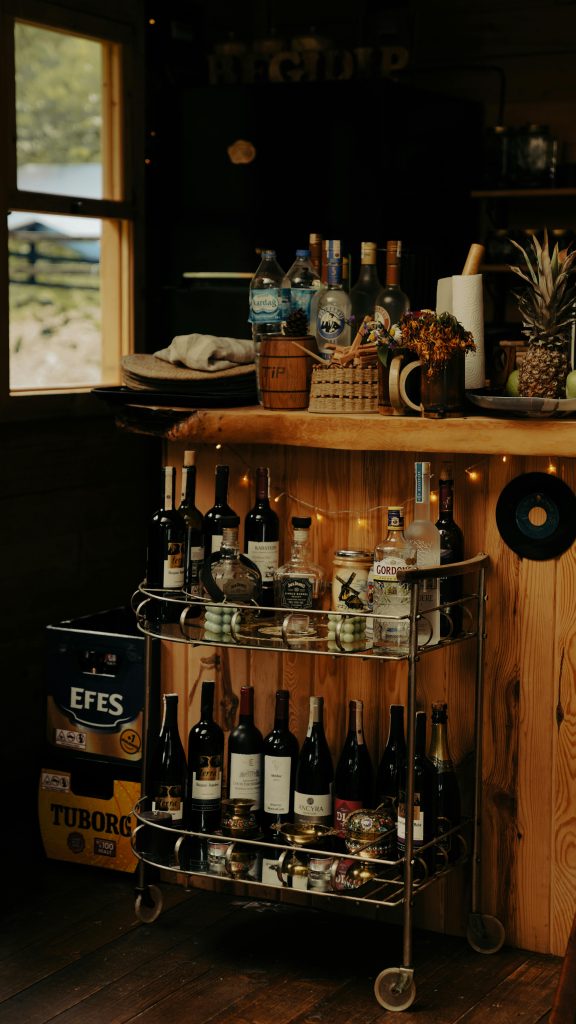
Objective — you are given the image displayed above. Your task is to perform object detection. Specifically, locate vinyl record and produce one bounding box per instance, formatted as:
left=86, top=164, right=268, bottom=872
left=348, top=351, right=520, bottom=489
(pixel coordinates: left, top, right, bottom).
left=496, top=472, right=576, bottom=560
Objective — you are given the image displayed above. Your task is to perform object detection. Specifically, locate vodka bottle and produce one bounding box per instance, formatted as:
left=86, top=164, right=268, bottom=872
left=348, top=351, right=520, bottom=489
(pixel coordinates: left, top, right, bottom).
left=350, top=241, right=382, bottom=325
left=372, top=506, right=416, bottom=653
left=405, top=461, right=441, bottom=645
left=310, top=256, right=352, bottom=358
left=375, top=240, right=410, bottom=330
left=286, top=249, right=321, bottom=327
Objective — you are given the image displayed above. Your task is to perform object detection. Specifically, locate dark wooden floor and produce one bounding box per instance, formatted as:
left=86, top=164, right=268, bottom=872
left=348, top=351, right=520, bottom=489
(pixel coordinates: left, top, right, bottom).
left=0, top=858, right=564, bottom=1023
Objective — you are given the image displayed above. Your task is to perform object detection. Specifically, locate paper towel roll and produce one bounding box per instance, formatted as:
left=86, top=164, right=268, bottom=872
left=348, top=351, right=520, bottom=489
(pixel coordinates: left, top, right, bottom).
left=436, top=274, right=486, bottom=389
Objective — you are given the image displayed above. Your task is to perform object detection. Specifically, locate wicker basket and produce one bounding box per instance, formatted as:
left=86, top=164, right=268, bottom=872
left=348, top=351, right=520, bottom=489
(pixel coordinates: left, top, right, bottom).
left=307, top=363, right=379, bottom=413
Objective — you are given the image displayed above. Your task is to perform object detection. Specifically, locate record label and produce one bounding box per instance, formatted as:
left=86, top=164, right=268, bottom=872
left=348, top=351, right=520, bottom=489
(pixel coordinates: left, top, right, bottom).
left=495, top=472, right=576, bottom=561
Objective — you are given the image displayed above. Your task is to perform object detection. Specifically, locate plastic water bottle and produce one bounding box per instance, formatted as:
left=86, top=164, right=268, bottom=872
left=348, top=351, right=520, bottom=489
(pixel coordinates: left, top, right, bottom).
left=286, top=249, right=321, bottom=328
left=249, top=250, right=289, bottom=403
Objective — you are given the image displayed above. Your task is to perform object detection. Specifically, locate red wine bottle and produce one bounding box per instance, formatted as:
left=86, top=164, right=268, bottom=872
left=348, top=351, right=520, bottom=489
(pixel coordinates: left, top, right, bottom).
left=146, top=466, right=186, bottom=624
left=187, top=680, right=224, bottom=833
left=376, top=704, right=406, bottom=813
left=436, top=462, right=465, bottom=637
left=150, top=693, right=187, bottom=825
left=227, top=685, right=263, bottom=811
left=262, top=689, right=299, bottom=834
left=428, top=701, right=461, bottom=865
left=333, top=699, right=374, bottom=835
left=244, top=466, right=279, bottom=607
left=179, top=450, right=204, bottom=597
left=294, top=696, right=334, bottom=827
left=203, top=465, right=237, bottom=555
left=397, top=711, right=437, bottom=867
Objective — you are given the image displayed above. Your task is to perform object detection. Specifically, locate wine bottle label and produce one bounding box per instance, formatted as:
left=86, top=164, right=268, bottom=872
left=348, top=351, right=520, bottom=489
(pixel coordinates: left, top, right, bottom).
left=162, top=540, right=185, bottom=587
left=191, top=756, right=222, bottom=800
left=397, top=795, right=424, bottom=845
left=374, top=304, right=391, bottom=330
left=229, top=752, right=262, bottom=809
left=246, top=540, right=279, bottom=582
left=249, top=288, right=283, bottom=323
left=294, top=790, right=332, bottom=822
left=278, top=575, right=313, bottom=609
left=264, top=755, right=291, bottom=814
left=261, top=855, right=282, bottom=887
left=334, top=796, right=363, bottom=836
left=152, top=785, right=184, bottom=821
left=187, top=548, right=204, bottom=595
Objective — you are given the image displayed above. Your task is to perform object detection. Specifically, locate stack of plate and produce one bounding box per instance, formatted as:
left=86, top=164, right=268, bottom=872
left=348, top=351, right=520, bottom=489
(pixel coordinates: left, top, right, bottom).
left=110, top=354, right=258, bottom=407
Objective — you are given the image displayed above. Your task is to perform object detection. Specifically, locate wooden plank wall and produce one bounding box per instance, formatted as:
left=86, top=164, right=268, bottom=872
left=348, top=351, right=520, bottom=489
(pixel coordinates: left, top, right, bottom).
left=161, top=439, right=576, bottom=957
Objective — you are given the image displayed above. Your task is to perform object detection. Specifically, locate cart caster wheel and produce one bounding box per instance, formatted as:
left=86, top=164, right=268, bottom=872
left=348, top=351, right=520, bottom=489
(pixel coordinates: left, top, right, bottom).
left=135, top=884, right=163, bottom=923
left=374, top=967, right=416, bottom=1012
left=467, top=912, right=505, bottom=954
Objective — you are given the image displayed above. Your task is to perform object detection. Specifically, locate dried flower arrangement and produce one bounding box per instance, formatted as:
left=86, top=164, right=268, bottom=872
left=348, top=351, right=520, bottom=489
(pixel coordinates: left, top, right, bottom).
left=394, top=310, right=476, bottom=380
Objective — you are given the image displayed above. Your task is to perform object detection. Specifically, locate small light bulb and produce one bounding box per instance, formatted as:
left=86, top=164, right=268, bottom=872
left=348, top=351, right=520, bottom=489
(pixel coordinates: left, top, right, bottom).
left=241, top=473, right=249, bottom=486
left=502, top=455, right=508, bottom=463
left=215, top=443, right=222, bottom=450
left=430, top=492, right=438, bottom=504
left=468, top=470, right=479, bottom=481
left=357, top=517, right=368, bottom=528
left=148, top=17, right=156, bottom=25
left=548, top=462, right=557, bottom=474
left=316, top=512, right=323, bottom=523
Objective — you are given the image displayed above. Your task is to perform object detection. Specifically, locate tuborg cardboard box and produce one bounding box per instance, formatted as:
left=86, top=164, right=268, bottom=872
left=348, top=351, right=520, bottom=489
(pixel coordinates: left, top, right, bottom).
left=45, top=607, right=145, bottom=764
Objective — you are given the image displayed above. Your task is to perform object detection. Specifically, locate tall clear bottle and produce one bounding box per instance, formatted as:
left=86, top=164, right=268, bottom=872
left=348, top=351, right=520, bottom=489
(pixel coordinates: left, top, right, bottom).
left=203, top=464, right=237, bottom=554
left=376, top=704, right=407, bottom=814
left=372, top=506, right=416, bottom=653
left=294, top=695, right=334, bottom=827
left=249, top=249, right=290, bottom=403
left=150, top=693, right=187, bottom=826
left=333, top=699, right=374, bottom=835
left=286, top=249, right=321, bottom=328
left=273, top=516, right=325, bottom=610
left=428, top=701, right=461, bottom=865
left=350, top=241, right=382, bottom=326
left=436, top=462, right=465, bottom=637
left=187, top=679, right=224, bottom=834
left=375, top=240, right=410, bottom=330
left=202, top=515, right=262, bottom=604
left=310, top=256, right=352, bottom=358
left=405, top=461, right=441, bottom=646
left=244, top=466, right=280, bottom=607
left=179, top=450, right=204, bottom=598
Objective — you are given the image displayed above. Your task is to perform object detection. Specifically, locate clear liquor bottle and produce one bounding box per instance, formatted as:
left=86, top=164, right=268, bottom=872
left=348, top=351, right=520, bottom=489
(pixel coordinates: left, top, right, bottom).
left=404, top=461, right=441, bottom=646
left=350, top=241, right=382, bottom=326
left=310, top=255, right=352, bottom=357
left=374, top=240, right=410, bottom=330
left=273, top=516, right=326, bottom=610
left=372, top=506, right=416, bottom=653
left=201, top=516, right=262, bottom=604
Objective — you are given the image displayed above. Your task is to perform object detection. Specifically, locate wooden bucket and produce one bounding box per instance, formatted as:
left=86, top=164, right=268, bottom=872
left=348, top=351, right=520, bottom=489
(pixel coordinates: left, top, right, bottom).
left=259, top=335, right=316, bottom=409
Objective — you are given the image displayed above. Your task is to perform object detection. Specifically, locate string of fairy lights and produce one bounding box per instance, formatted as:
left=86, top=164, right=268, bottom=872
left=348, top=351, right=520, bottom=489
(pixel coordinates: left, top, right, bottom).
left=210, top=443, right=560, bottom=524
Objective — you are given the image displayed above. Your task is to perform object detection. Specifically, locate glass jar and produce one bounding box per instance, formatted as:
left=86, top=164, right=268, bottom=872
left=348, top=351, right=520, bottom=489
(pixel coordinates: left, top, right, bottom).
left=331, top=549, right=372, bottom=612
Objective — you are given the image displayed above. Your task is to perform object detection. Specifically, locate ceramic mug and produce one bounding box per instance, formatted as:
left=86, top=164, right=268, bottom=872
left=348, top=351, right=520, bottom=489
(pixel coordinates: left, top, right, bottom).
left=387, top=354, right=421, bottom=414
left=399, top=353, right=465, bottom=419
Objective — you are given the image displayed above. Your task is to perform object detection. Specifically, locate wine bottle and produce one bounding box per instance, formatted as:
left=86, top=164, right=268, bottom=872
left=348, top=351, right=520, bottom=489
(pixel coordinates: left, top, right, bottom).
left=350, top=241, right=382, bottom=325
left=294, top=695, right=334, bottom=827
left=262, top=689, right=299, bottom=834
left=333, top=699, right=374, bottom=835
left=374, top=240, right=410, bottom=330
left=244, top=466, right=280, bottom=608
left=187, top=680, right=224, bottom=833
left=404, top=461, right=441, bottom=646
left=203, top=465, right=237, bottom=554
left=227, top=685, right=263, bottom=811
left=150, top=693, right=187, bottom=825
left=179, top=450, right=204, bottom=597
left=435, top=461, right=465, bottom=637
left=376, top=704, right=407, bottom=813
left=428, top=701, right=461, bottom=865
left=146, top=465, right=186, bottom=625
left=397, top=711, right=437, bottom=867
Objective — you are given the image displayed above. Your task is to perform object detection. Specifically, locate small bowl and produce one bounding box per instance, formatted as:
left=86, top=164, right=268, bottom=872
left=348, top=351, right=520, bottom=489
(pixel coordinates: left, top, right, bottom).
left=274, top=822, right=334, bottom=847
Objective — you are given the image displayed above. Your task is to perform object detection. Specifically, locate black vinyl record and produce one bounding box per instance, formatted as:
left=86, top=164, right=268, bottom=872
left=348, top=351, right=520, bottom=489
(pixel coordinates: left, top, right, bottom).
left=496, top=472, right=576, bottom=561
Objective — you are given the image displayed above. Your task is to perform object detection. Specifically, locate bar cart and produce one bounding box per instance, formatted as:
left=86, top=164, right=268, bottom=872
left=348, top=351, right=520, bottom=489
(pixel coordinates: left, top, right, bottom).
left=131, top=553, right=505, bottom=1013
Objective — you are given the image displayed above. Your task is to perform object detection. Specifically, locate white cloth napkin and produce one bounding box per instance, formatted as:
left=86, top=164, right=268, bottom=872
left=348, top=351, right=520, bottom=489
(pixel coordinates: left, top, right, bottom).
left=154, top=333, right=255, bottom=372
left=436, top=274, right=486, bottom=389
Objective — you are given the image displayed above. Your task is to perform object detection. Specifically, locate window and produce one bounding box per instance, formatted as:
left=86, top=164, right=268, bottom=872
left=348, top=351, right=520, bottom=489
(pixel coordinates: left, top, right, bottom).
left=0, top=0, right=143, bottom=406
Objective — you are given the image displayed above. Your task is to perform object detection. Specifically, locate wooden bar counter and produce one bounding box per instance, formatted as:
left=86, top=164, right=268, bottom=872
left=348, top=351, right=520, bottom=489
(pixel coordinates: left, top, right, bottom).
left=119, top=404, right=576, bottom=957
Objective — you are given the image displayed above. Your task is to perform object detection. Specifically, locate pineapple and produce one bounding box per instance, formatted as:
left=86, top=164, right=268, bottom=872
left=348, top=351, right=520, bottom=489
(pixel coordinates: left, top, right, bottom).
left=509, top=229, right=576, bottom=398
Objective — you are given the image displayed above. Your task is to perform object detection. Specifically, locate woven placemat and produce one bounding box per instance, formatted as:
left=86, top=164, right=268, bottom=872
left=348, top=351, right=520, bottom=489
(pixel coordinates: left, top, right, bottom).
left=122, top=354, right=256, bottom=390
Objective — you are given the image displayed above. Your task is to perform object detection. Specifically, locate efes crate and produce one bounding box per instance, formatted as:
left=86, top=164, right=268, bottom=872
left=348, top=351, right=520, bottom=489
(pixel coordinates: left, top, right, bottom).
left=46, top=607, right=145, bottom=764
left=38, top=761, right=139, bottom=873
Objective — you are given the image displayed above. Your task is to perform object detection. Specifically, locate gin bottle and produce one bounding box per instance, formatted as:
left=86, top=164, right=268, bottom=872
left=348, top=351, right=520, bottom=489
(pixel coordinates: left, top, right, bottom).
left=273, top=516, right=325, bottom=610
left=405, top=461, right=441, bottom=646
left=310, top=254, right=352, bottom=358
left=374, top=240, right=410, bottom=330
left=372, top=506, right=416, bottom=653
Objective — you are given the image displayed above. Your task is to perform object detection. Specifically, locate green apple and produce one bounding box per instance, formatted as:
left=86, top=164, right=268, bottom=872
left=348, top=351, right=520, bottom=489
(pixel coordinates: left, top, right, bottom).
left=566, top=370, right=576, bottom=399
left=505, top=369, right=520, bottom=396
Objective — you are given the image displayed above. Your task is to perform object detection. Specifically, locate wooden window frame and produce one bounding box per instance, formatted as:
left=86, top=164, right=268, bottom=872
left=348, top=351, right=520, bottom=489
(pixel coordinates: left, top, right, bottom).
left=0, top=0, right=144, bottom=421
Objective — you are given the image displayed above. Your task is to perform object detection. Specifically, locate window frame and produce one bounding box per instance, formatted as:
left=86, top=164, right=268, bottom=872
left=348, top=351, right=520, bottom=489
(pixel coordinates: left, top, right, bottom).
left=0, top=0, right=144, bottom=421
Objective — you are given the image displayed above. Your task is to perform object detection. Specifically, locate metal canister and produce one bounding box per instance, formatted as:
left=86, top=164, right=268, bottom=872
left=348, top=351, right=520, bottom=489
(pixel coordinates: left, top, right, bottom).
left=331, top=549, right=372, bottom=613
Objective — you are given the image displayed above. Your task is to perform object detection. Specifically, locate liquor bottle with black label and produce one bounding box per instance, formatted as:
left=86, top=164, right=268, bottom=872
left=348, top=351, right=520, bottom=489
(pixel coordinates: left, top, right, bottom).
left=376, top=704, right=407, bottom=813
left=428, top=701, right=461, bottom=865
left=203, top=465, right=237, bottom=555
left=333, top=699, right=374, bottom=835
left=273, top=516, right=325, bottom=611
left=187, top=680, right=224, bottom=834
left=146, top=465, right=186, bottom=624
left=294, top=695, right=334, bottom=827
left=397, top=710, right=437, bottom=869
left=227, top=685, right=263, bottom=811
left=262, top=689, right=299, bottom=834
left=179, top=450, right=204, bottom=597
left=244, top=466, right=280, bottom=608
left=435, top=461, right=465, bottom=637
left=150, top=693, right=187, bottom=826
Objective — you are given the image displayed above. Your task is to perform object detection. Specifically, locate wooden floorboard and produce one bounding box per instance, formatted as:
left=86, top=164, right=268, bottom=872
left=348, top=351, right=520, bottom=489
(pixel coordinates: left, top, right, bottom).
left=0, top=859, right=564, bottom=1024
